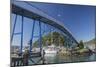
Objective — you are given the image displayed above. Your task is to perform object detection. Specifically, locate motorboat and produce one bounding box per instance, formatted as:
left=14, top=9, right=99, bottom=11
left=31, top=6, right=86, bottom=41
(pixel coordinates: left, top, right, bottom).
left=44, top=44, right=59, bottom=55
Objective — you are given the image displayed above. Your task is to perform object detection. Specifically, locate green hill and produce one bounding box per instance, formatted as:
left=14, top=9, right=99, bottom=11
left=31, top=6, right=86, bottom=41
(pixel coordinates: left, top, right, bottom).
left=84, top=38, right=96, bottom=45
left=32, top=32, right=66, bottom=47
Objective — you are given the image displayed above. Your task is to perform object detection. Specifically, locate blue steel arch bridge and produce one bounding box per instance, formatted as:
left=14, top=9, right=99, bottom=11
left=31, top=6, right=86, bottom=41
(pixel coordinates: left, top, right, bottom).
left=11, top=1, right=79, bottom=66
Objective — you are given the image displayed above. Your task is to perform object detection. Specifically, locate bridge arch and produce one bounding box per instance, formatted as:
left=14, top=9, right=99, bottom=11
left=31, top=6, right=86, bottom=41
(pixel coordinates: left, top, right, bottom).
left=11, top=1, right=78, bottom=54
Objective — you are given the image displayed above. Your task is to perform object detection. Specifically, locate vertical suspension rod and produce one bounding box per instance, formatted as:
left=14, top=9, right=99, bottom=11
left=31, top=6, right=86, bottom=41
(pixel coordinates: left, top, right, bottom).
left=39, top=19, right=42, bottom=52
left=11, top=14, right=17, bottom=43
left=29, top=19, right=35, bottom=53
left=20, top=14, right=24, bottom=55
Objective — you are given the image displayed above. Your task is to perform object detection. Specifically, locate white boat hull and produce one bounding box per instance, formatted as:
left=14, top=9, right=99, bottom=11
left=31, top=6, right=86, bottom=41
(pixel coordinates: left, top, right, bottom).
left=45, top=50, right=58, bottom=54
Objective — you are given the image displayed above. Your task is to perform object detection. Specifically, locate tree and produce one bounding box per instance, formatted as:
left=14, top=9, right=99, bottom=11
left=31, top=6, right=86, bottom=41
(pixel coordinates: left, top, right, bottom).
left=33, top=31, right=66, bottom=47
left=52, top=32, right=60, bottom=46
left=78, top=40, right=84, bottom=49
left=59, top=36, right=65, bottom=46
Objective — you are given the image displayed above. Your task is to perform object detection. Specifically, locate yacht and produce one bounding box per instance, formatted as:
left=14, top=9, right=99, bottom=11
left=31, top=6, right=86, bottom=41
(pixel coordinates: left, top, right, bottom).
left=44, top=44, right=59, bottom=55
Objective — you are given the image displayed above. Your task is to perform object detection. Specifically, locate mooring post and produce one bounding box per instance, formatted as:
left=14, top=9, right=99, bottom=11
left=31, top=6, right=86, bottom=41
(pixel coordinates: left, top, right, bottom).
left=42, top=50, right=45, bottom=64
left=23, top=49, right=29, bottom=66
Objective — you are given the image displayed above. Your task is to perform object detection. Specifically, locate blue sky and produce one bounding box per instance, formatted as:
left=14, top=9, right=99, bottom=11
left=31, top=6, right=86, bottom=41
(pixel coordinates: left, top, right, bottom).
left=11, top=2, right=96, bottom=46
left=30, top=2, right=96, bottom=41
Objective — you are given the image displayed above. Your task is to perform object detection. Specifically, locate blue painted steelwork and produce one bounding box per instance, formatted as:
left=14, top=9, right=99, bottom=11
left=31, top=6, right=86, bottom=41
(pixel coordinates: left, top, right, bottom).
left=29, top=20, right=35, bottom=53
left=14, top=32, right=21, bottom=35
left=11, top=3, right=78, bottom=45
left=20, top=14, right=24, bottom=54
left=11, top=1, right=79, bottom=54
left=42, top=23, right=46, bottom=35
left=33, top=36, right=39, bottom=38
left=11, top=13, right=24, bottom=55
left=11, top=14, right=17, bottom=43
left=39, top=19, right=42, bottom=51
left=11, top=2, right=80, bottom=65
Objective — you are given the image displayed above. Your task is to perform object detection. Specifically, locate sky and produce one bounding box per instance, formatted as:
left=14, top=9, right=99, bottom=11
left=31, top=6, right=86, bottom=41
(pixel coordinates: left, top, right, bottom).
left=11, top=1, right=96, bottom=46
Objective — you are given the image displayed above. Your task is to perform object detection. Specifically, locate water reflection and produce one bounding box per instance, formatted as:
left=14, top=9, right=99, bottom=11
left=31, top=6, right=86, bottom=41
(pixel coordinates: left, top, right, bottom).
left=44, top=53, right=96, bottom=64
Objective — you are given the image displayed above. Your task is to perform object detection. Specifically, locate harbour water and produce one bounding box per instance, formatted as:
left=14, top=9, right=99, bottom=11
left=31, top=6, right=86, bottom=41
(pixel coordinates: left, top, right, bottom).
left=29, top=53, right=96, bottom=65
left=44, top=53, right=96, bottom=64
